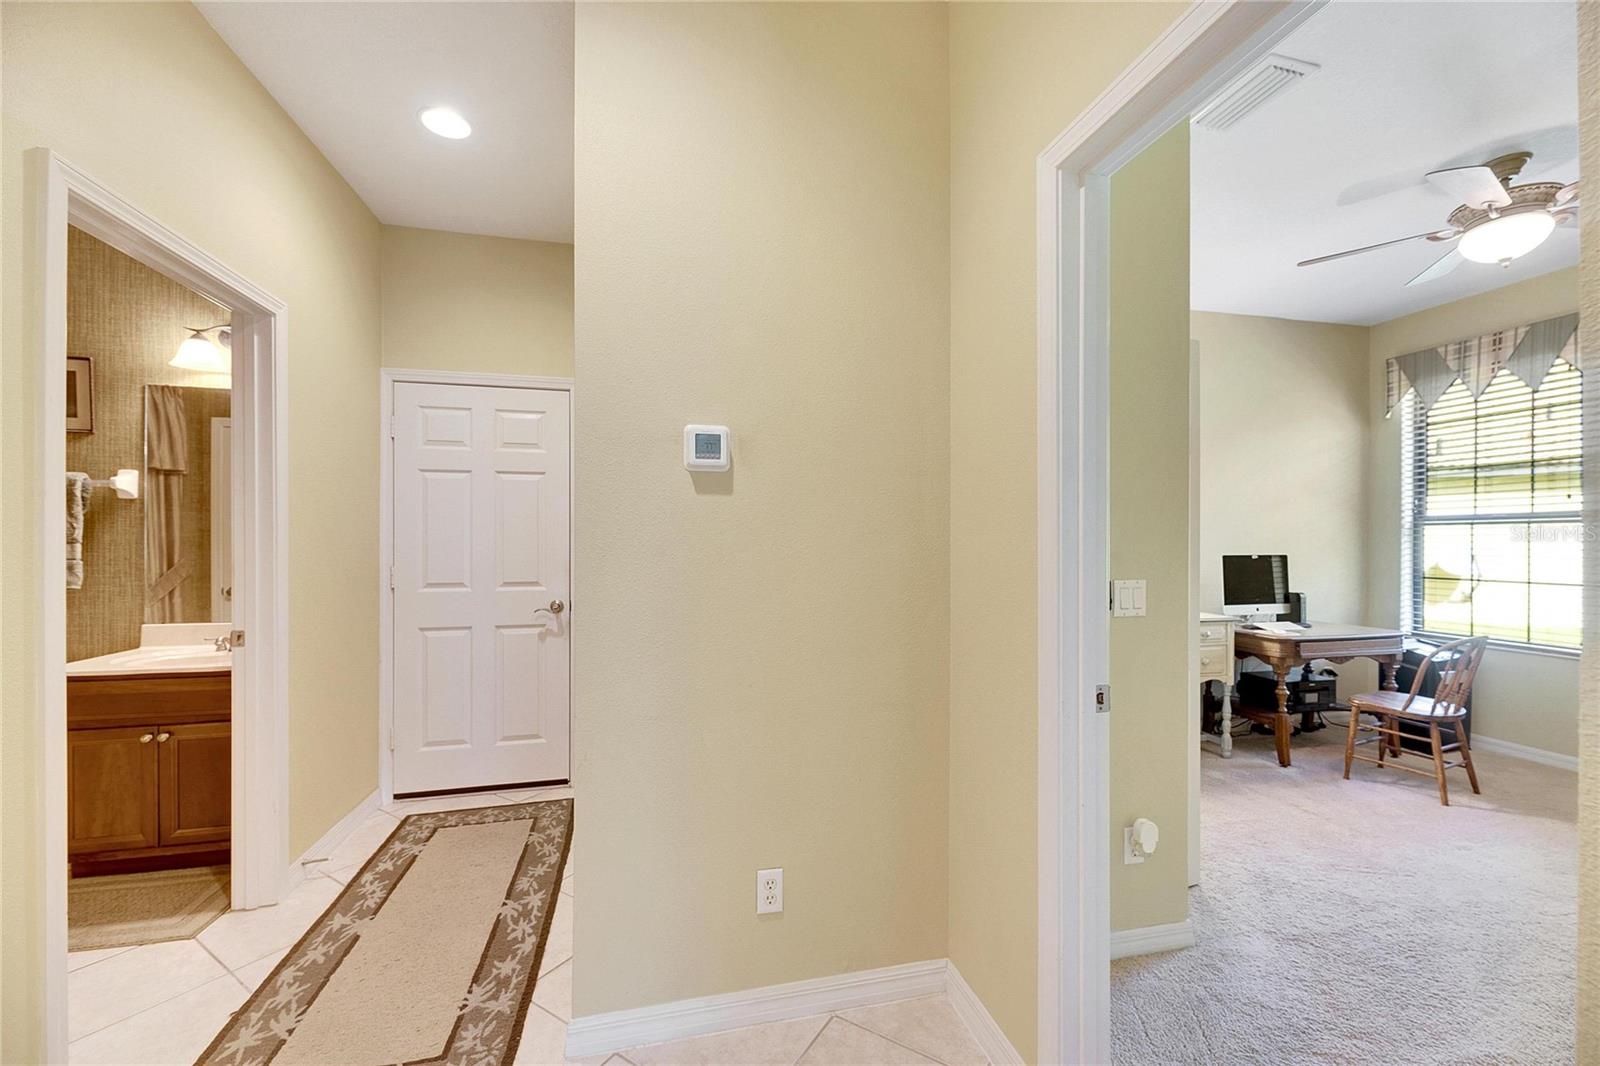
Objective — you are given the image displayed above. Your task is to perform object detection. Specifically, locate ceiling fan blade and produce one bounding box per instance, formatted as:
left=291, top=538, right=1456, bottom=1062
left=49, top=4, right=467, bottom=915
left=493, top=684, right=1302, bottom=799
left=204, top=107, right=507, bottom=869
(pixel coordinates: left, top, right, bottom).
left=1297, top=229, right=1456, bottom=268
left=1406, top=248, right=1464, bottom=287
left=1425, top=165, right=1512, bottom=209
left=1555, top=181, right=1579, bottom=206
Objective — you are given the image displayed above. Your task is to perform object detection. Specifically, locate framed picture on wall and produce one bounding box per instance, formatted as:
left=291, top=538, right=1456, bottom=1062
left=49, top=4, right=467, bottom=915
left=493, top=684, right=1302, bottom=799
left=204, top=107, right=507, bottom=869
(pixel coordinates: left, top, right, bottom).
left=67, top=356, right=94, bottom=433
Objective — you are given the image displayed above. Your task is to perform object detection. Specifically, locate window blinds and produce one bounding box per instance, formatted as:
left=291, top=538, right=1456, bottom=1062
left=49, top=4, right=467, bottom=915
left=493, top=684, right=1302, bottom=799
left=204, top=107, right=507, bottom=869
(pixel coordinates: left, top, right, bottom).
left=1401, top=330, right=1582, bottom=650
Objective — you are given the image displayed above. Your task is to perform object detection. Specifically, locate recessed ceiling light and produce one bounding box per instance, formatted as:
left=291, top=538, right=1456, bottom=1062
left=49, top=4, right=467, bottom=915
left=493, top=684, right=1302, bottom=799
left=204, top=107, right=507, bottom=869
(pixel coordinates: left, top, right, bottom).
left=419, top=106, right=471, bottom=140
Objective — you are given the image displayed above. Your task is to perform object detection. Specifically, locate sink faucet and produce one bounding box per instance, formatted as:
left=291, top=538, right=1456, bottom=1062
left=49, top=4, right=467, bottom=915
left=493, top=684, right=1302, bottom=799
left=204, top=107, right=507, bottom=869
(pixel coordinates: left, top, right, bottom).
left=213, top=635, right=232, bottom=652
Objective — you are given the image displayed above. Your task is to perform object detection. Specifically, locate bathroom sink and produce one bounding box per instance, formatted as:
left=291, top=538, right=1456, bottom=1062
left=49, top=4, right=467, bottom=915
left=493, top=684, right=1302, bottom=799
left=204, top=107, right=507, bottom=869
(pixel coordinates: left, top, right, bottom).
left=67, top=643, right=233, bottom=677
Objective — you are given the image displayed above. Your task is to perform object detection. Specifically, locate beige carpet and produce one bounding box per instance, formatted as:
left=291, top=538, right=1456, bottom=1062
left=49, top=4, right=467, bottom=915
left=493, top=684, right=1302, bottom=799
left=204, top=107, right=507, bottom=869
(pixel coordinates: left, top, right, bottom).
left=200, top=799, right=572, bottom=1066
left=1112, top=723, right=1576, bottom=1065
left=68, top=865, right=229, bottom=951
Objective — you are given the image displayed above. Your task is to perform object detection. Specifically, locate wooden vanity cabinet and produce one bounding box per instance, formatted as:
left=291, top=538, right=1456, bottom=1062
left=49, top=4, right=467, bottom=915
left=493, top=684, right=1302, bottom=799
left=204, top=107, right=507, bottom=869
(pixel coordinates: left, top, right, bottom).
left=67, top=671, right=230, bottom=875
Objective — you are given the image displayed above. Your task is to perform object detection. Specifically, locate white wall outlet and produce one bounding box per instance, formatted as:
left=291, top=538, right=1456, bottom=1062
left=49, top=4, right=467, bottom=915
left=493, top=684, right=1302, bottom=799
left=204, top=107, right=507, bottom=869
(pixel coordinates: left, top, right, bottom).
left=1123, top=827, right=1145, bottom=865
left=1112, top=579, right=1147, bottom=617
left=756, top=867, right=783, bottom=914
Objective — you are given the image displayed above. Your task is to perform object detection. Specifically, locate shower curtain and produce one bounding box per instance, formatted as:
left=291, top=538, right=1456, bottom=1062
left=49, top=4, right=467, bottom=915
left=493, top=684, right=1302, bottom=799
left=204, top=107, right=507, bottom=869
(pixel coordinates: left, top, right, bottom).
left=144, top=385, right=192, bottom=622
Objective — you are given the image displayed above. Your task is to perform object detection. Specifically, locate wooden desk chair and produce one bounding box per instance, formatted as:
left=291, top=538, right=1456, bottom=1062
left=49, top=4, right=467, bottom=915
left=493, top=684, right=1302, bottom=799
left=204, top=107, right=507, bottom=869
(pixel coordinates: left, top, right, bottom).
left=1342, top=636, right=1487, bottom=806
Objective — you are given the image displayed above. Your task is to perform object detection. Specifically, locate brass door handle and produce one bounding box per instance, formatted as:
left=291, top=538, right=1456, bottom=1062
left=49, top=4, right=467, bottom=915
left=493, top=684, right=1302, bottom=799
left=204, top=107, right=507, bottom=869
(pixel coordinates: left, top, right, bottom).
left=139, top=733, right=155, bottom=744
left=155, top=732, right=171, bottom=743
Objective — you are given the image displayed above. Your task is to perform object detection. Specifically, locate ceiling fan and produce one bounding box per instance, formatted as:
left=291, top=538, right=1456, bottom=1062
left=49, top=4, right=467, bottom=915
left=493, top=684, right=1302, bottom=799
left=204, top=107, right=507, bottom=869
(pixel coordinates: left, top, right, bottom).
left=1298, top=152, right=1580, bottom=286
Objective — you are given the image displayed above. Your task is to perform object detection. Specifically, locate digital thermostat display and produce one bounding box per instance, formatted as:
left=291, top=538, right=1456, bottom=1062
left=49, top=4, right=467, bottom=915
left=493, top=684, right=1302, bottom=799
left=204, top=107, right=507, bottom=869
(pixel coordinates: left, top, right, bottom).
left=683, top=424, right=731, bottom=472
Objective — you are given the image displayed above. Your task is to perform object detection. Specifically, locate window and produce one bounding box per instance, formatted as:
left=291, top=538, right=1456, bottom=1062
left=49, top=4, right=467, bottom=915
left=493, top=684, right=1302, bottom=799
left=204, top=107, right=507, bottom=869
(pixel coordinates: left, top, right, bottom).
left=1401, top=358, right=1582, bottom=650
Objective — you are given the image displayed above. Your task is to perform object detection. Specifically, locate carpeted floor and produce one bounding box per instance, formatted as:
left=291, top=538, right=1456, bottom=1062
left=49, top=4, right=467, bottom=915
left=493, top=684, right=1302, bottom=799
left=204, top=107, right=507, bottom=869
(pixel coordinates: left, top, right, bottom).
left=1112, top=722, right=1576, bottom=1065
left=68, top=865, right=230, bottom=951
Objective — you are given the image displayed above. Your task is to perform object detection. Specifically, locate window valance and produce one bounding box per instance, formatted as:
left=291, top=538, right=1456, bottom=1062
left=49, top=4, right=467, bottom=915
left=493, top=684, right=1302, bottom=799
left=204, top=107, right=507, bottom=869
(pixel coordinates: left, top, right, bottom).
left=1384, top=311, right=1580, bottom=417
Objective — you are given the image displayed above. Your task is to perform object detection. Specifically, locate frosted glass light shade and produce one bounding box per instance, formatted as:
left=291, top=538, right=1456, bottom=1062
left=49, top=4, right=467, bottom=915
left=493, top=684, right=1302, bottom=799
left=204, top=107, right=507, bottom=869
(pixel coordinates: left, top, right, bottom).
left=1457, top=211, right=1556, bottom=265
left=170, top=333, right=230, bottom=374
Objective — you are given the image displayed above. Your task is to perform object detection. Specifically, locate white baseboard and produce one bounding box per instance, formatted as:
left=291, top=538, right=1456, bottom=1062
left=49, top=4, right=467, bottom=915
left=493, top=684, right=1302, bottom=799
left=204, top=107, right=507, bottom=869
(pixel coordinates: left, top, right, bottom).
left=1468, top=734, right=1578, bottom=772
left=565, top=959, right=949, bottom=1059
left=281, top=788, right=381, bottom=896
left=1110, top=919, right=1195, bottom=960
left=945, top=962, right=1023, bottom=1065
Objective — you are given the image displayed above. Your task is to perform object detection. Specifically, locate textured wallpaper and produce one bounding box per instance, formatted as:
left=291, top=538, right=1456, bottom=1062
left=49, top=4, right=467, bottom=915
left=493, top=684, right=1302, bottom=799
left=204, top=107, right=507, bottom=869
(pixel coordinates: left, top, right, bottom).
left=1579, top=2, right=1599, bottom=1060
left=65, top=227, right=231, bottom=661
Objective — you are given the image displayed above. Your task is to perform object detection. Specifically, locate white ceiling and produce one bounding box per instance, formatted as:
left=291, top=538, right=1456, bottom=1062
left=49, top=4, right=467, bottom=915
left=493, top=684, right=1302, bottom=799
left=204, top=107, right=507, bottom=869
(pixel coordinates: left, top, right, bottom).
left=1191, top=1, right=1578, bottom=326
left=199, top=2, right=573, bottom=243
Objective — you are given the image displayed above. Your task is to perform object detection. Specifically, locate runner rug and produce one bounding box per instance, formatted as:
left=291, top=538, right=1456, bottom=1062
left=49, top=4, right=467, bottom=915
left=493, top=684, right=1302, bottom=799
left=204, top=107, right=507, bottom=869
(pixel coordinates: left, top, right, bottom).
left=198, top=799, right=573, bottom=1066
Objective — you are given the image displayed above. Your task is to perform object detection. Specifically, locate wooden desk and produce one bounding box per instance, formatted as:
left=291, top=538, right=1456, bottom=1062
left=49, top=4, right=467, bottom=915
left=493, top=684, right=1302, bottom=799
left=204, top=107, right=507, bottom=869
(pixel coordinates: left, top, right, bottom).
left=1197, top=613, right=1236, bottom=758
left=1232, top=623, right=1404, bottom=768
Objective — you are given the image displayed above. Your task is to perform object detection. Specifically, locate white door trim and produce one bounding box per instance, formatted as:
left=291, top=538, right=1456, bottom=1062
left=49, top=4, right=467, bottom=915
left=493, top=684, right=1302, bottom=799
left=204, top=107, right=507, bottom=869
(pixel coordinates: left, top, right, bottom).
left=1031, top=3, right=1327, bottom=1061
left=31, top=148, right=290, bottom=1062
left=377, top=367, right=575, bottom=804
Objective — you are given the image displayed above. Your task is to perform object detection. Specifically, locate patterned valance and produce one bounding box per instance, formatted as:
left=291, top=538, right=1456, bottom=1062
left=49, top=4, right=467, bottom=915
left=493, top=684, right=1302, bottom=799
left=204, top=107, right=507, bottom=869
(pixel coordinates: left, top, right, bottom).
left=1384, top=312, right=1581, bottom=417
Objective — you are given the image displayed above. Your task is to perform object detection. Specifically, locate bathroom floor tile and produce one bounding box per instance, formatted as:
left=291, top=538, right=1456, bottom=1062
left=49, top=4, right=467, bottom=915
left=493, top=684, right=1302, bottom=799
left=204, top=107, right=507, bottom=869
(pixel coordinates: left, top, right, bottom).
left=541, top=891, right=573, bottom=977
left=67, top=946, right=132, bottom=973
left=68, top=938, right=229, bottom=1042
left=68, top=974, right=247, bottom=1064
left=233, top=947, right=289, bottom=991
left=194, top=874, right=341, bottom=971
left=318, top=810, right=400, bottom=872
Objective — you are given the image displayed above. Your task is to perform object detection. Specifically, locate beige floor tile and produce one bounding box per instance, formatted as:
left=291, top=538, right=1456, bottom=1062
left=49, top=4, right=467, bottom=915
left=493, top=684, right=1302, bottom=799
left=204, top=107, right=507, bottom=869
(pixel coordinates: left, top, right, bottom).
left=67, top=946, right=132, bottom=973
left=626, top=1014, right=831, bottom=1066
left=69, top=973, right=247, bottom=1064
left=68, top=938, right=229, bottom=1042
left=838, top=995, right=987, bottom=1065
left=541, top=891, right=573, bottom=977
left=532, top=957, right=573, bottom=1022
left=797, top=1018, right=934, bottom=1065
left=194, top=874, right=342, bottom=970
left=233, top=947, right=289, bottom=991
left=320, top=809, right=401, bottom=873
left=513, top=1003, right=571, bottom=1065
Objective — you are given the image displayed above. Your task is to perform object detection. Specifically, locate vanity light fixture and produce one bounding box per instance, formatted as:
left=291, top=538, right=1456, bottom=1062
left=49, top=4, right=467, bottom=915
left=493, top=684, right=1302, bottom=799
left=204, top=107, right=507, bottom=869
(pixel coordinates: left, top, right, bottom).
left=170, top=324, right=232, bottom=375
left=419, top=105, right=472, bottom=140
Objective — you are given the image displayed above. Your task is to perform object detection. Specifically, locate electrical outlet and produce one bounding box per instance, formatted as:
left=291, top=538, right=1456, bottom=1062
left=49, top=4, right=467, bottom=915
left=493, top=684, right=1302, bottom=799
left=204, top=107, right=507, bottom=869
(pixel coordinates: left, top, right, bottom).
left=757, top=868, right=783, bottom=914
left=1123, top=827, right=1145, bottom=865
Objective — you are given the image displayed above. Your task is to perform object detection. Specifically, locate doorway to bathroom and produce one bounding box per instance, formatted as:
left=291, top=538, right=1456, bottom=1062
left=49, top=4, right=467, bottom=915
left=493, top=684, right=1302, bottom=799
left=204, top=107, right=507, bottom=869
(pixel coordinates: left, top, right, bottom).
left=34, top=150, right=290, bottom=1061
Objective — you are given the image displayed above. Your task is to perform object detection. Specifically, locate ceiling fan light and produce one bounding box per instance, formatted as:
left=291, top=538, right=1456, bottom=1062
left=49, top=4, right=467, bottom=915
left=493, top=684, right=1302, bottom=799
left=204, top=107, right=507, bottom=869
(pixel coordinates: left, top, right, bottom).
left=1457, top=211, right=1555, bottom=265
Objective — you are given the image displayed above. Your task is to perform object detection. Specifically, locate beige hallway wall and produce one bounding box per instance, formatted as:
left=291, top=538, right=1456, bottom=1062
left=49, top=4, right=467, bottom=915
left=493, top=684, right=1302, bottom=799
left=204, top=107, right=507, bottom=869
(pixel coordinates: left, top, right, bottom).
left=1107, top=122, right=1193, bottom=934
left=1367, top=268, right=1580, bottom=757
left=2, top=5, right=382, bottom=1056
left=572, top=1, right=951, bottom=1018
left=380, top=226, right=573, bottom=378
left=946, top=4, right=1185, bottom=1055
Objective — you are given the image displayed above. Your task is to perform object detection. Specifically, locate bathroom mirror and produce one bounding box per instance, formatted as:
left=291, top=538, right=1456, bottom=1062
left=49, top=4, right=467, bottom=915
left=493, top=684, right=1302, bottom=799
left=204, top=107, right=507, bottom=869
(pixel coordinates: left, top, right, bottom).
left=143, top=384, right=232, bottom=623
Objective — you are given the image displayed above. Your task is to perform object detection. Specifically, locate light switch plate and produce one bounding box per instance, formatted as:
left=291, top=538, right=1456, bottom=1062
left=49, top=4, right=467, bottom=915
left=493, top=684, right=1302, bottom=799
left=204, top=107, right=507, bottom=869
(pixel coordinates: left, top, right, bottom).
left=1112, top=579, right=1147, bottom=617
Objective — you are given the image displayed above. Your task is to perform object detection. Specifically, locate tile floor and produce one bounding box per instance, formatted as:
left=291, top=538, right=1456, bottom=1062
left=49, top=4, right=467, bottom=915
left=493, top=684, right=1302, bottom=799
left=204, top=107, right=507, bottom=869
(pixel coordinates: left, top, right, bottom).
left=67, top=786, right=987, bottom=1065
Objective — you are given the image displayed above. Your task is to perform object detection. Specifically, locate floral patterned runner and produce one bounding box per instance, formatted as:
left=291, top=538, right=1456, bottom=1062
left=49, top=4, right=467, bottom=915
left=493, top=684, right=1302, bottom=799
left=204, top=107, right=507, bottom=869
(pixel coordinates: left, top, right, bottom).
left=197, top=800, right=573, bottom=1066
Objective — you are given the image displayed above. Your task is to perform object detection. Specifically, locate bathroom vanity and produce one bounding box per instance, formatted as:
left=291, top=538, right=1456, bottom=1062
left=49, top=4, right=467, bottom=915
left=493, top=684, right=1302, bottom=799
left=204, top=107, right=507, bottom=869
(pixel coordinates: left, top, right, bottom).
left=66, top=658, right=230, bottom=876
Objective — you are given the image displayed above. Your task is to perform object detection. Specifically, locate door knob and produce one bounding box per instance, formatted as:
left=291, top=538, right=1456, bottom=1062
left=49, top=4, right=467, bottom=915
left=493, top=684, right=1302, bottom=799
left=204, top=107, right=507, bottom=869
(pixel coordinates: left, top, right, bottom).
left=534, top=599, right=566, bottom=620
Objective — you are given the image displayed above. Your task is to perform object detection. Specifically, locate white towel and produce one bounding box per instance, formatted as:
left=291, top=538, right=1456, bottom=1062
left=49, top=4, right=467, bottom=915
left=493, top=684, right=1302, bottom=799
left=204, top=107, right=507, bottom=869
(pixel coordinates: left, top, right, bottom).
left=66, top=472, right=90, bottom=590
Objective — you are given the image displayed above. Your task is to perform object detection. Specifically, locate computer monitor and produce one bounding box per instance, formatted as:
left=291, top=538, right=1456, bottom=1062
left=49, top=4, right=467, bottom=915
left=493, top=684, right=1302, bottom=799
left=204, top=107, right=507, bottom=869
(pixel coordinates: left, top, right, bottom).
left=1222, top=554, right=1290, bottom=620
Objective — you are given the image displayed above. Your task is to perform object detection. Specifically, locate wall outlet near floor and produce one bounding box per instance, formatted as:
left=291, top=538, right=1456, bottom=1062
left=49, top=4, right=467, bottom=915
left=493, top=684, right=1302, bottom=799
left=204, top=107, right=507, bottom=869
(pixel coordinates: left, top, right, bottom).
left=756, top=867, right=783, bottom=914
left=1123, top=827, right=1147, bottom=865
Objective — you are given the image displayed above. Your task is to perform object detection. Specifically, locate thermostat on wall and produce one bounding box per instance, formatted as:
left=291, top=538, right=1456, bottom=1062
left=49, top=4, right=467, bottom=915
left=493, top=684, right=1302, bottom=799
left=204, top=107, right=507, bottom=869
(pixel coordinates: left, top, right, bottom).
left=684, top=424, right=730, bottom=471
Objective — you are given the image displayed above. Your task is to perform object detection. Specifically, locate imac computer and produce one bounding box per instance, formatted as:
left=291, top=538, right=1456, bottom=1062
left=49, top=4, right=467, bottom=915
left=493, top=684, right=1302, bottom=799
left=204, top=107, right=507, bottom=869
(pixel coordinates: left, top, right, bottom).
left=1222, top=554, right=1291, bottom=622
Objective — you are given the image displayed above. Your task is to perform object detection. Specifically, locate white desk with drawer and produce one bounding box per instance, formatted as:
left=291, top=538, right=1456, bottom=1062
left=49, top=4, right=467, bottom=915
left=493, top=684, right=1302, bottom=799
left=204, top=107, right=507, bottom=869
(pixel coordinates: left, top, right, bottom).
left=1198, top=612, right=1236, bottom=758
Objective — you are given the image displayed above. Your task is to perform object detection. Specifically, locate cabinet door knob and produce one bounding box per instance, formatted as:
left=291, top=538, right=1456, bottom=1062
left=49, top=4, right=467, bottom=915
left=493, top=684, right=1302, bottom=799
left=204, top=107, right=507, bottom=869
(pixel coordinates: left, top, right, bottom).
left=139, top=733, right=154, bottom=744
left=155, top=732, right=171, bottom=743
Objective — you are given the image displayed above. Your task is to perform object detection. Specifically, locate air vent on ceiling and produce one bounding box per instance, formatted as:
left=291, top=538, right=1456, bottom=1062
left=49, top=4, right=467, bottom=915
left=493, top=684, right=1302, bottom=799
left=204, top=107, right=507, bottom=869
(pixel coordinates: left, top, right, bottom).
left=1192, top=54, right=1319, bottom=131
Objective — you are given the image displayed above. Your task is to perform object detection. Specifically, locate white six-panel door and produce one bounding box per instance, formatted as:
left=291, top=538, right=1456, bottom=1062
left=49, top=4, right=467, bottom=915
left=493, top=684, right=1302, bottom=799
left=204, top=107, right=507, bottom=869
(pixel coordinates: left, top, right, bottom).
left=391, top=382, right=570, bottom=794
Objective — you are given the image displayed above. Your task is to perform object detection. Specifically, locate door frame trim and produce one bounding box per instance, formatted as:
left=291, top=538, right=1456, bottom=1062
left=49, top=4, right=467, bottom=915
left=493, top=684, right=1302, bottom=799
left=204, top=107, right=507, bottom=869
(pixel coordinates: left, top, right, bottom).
left=1030, top=3, right=1326, bottom=1060
left=31, top=149, right=290, bottom=1061
left=377, top=367, right=575, bottom=803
